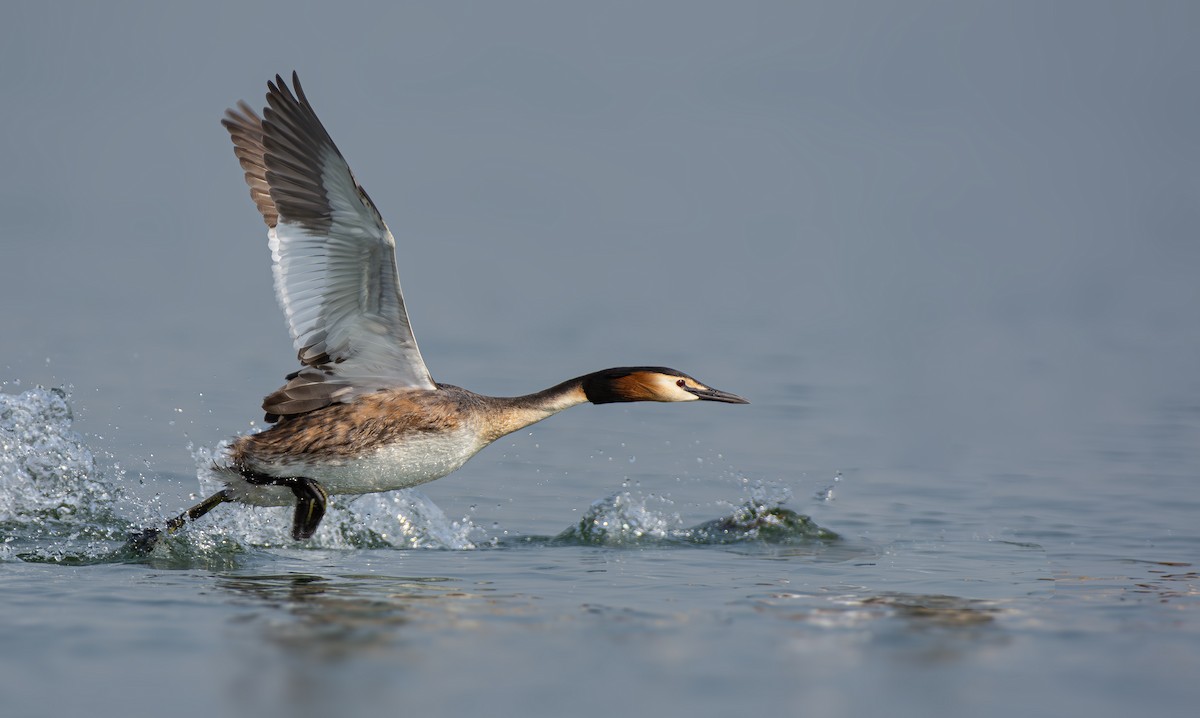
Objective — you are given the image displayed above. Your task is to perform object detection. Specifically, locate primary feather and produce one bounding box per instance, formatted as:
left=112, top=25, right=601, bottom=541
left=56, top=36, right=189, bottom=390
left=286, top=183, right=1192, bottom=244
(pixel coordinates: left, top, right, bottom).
left=221, top=73, right=435, bottom=421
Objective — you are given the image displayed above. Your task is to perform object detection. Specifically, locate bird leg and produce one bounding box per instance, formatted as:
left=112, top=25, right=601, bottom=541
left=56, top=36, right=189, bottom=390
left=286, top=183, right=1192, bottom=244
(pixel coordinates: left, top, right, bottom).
left=165, top=489, right=236, bottom=533
left=244, top=474, right=329, bottom=540
left=127, top=473, right=329, bottom=553
left=126, top=488, right=234, bottom=554
left=288, top=477, right=329, bottom=540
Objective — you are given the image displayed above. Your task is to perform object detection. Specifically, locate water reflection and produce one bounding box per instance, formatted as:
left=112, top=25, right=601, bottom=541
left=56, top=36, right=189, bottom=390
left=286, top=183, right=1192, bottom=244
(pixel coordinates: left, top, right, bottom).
left=212, top=568, right=588, bottom=718
left=748, top=589, right=1010, bottom=663
left=858, top=592, right=1001, bottom=627
left=216, top=572, right=481, bottom=660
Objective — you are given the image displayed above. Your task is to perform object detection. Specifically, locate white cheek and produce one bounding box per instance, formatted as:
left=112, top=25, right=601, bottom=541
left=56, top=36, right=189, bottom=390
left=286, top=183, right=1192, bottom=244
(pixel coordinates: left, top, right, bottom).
left=654, top=376, right=701, bottom=401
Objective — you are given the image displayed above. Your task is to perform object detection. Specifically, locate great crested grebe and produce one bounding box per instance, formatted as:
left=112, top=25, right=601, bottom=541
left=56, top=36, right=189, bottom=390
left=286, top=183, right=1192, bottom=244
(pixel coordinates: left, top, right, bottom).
left=140, top=72, right=746, bottom=545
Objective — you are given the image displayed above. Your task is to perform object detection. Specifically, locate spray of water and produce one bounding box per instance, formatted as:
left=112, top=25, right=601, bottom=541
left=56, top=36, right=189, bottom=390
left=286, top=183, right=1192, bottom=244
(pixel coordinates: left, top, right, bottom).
left=1, top=387, right=130, bottom=562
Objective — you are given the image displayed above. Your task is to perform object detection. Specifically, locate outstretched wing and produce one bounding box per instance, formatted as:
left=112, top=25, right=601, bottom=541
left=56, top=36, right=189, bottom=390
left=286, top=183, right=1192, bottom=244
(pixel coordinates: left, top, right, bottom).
left=222, top=72, right=436, bottom=421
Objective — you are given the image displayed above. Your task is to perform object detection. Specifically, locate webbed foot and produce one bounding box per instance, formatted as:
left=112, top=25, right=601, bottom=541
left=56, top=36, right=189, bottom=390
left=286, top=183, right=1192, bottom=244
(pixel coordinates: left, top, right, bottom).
left=286, top=477, right=328, bottom=540
left=126, top=527, right=164, bottom=554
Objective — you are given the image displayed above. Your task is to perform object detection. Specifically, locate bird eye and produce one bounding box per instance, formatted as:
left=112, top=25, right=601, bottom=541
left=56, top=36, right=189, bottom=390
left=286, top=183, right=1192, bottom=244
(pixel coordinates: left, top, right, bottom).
left=676, top=379, right=687, bottom=388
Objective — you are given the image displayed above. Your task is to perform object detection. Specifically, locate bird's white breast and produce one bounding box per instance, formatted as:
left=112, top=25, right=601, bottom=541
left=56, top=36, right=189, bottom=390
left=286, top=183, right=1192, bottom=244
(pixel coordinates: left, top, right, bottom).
left=226, top=425, right=485, bottom=506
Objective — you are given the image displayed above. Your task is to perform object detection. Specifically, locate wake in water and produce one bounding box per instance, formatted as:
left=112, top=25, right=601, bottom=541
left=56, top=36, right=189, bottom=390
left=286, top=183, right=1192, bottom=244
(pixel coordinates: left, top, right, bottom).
left=546, top=487, right=838, bottom=547
left=1, top=387, right=838, bottom=566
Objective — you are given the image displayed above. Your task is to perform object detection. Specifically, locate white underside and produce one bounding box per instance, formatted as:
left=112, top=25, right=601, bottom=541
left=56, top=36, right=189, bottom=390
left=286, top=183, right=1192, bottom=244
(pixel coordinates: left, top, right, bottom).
left=223, top=427, right=485, bottom=506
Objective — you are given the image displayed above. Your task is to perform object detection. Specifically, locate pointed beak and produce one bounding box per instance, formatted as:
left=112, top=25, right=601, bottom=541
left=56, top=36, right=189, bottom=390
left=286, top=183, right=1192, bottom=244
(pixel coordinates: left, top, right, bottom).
left=688, top=385, right=750, bottom=404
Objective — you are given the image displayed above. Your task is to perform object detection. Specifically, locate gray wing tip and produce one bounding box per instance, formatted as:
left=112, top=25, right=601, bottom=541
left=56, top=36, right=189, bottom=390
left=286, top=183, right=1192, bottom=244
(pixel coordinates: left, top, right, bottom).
left=289, top=71, right=307, bottom=102
left=257, top=71, right=347, bottom=232
left=265, top=71, right=311, bottom=117
left=218, top=71, right=337, bottom=232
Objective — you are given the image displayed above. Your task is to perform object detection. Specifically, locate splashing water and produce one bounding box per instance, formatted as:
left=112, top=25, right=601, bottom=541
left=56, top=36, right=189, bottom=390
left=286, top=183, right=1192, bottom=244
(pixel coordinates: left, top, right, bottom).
left=1, top=387, right=107, bottom=520
left=814, top=471, right=842, bottom=502
left=552, top=478, right=838, bottom=546
left=554, top=491, right=682, bottom=545
left=0, top=387, right=131, bottom=562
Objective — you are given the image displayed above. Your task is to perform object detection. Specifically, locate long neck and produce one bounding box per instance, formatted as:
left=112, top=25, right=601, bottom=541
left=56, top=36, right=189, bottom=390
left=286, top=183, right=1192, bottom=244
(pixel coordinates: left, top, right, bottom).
left=478, top=375, right=591, bottom=443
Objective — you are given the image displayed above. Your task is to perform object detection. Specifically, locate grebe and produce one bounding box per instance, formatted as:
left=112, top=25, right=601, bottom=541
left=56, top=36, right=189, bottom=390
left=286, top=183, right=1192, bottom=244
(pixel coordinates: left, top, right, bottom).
left=142, top=73, right=747, bottom=545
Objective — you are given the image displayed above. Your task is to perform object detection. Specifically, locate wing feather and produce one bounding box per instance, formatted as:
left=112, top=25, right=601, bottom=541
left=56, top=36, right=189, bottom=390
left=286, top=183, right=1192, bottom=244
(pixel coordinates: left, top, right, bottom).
left=222, top=72, right=435, bottom=421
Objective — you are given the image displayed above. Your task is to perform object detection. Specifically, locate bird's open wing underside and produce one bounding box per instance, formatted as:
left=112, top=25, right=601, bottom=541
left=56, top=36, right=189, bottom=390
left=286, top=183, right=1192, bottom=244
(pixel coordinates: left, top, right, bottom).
left=222, top=72, right=435, bottom=420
